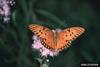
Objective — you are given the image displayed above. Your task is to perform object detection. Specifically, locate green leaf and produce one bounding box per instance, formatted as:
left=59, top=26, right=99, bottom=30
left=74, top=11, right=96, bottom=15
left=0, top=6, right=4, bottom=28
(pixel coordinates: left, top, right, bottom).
left=42, top=64, right=49, bottom=67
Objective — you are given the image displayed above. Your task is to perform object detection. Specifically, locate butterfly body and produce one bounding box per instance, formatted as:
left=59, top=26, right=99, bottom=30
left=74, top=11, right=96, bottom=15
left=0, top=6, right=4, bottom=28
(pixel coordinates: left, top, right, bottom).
left=29, top=24, right=85, bottom=52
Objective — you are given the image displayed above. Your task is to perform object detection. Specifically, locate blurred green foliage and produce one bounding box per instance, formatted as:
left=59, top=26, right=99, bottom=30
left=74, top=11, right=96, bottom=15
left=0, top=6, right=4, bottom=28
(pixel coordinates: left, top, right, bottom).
left=0, top=0, right=100, bottom=67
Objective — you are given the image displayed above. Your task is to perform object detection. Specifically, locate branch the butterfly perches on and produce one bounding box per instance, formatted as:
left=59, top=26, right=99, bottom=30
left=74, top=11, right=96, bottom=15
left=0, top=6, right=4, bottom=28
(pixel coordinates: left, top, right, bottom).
left=29, top=24, right=85, bottom=53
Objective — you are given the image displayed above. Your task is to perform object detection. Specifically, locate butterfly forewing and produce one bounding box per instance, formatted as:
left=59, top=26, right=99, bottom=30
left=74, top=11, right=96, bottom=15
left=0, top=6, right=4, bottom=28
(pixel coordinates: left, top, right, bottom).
left=56, top=27, right=85, bottom=51
left=63, top=27, right=85, bottom=41
left=28, top=24, right=56, bottom=50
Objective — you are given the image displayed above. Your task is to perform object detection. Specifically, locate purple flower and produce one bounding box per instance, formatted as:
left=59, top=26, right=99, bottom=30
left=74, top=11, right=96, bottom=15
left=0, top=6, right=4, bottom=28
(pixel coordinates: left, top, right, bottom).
left=0, top=0, right=15, bottom=22
left=32, top=35, right=59, bottom=57
left=0, top=0, right=10, bottom=22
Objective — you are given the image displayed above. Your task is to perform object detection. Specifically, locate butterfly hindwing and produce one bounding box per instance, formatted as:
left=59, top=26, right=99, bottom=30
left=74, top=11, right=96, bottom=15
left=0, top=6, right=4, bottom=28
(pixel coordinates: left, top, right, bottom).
left=28, top=24, right=55, bottom=50
left=56, top=27, right=85, bottom=51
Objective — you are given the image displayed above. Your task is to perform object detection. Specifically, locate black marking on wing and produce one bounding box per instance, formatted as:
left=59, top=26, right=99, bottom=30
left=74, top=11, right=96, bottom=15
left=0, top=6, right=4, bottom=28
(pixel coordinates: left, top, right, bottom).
left=40, top=39, right=54, bottom=51
left=67, top=29, right=70, bottom=32
left=58, top=40, right=71, bottom=52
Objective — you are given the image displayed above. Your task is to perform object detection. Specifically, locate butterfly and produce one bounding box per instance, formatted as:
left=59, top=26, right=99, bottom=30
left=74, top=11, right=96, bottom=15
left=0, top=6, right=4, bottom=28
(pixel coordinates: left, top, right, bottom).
left=28, top=24, right=85, bottom=52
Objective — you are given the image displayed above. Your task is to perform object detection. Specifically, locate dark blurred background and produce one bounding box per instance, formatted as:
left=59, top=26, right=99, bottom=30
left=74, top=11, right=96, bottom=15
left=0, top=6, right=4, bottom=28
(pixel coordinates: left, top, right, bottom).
left=0, top=0, right=100, bottom=67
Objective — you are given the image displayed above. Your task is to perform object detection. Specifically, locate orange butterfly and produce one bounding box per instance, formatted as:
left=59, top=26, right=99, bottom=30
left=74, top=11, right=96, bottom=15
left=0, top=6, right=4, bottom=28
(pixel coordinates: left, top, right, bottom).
left=28, top=24, right=85, bottom=52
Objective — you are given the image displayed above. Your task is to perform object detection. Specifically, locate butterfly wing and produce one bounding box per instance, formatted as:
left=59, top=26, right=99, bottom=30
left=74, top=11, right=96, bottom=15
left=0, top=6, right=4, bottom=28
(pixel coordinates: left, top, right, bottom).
left=28, top=24, right=55, bottom=50
left=56, top=27, right=85, bottom=51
